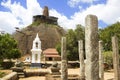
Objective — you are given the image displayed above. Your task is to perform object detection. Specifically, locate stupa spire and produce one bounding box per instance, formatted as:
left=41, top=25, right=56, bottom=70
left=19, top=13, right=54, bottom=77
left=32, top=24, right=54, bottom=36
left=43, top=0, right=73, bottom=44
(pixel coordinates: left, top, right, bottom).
left=43, top=6, right=49, bottom=17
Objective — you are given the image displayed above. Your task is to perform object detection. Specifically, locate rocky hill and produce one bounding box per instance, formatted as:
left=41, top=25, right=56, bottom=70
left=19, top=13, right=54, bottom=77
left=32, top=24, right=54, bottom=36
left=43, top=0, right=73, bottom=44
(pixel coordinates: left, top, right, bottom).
left=13, top=6, right=65, bottom=54
left=13, top=23, right=65, bottom=54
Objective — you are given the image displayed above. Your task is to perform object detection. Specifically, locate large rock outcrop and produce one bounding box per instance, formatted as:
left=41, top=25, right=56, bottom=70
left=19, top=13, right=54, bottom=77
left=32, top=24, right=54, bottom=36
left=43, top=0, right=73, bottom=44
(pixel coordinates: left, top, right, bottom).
left=13, top=6, right=65, bottom=54
left=13, top=24, right=65, bottom=54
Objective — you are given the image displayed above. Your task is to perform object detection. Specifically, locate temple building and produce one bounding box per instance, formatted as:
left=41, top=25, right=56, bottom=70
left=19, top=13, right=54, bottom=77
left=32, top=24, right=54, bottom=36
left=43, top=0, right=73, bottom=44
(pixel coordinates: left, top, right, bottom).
left=31, top=33, right=42, bottom=67
left=43, top=48, right=61, bottom=61
left=32, top=6, right=58, bottom=25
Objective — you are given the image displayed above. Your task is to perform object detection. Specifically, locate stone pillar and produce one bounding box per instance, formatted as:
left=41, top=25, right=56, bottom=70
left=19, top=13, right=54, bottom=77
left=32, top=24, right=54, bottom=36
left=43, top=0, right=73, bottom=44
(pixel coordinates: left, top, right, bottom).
left=99, top=41, right=104, bottom=80
left=85, top=14, right=99, bottom=80
left=112, top=36, right=120, bottom=80
left=78, top=40, right=85, bottom=80
left=43, top=6, right=49, bottom=17
left=61, top=37, right=68, bottom=80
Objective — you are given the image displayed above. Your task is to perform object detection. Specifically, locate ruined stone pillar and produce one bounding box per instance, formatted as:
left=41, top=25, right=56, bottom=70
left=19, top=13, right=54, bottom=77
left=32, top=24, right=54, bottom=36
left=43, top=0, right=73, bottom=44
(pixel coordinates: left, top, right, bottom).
left=85, top=14, right=99, bottom=80
left=43, top=6, right=49, bottom=17
left=78, top=40, right=85, bottom=80
left=112, top=36, right=120, bottom=80
left=61, top=37, right=68, bottom=80
left=99, top=41, right=104, bottom=80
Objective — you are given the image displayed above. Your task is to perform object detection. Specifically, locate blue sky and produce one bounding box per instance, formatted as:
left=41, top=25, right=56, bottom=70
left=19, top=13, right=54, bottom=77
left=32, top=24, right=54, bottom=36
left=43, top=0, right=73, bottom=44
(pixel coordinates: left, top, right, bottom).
left=0, top=0, right=120, bottom=34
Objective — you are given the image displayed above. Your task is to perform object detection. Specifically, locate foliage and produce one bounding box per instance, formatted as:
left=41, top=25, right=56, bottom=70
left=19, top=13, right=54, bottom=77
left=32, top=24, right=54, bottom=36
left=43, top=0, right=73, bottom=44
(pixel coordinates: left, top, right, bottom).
left=103, top=51, right=113, bottom=67
left=0, top=34, right=21, bottom=61
left=30, top=21, right=41, bottom=26
left=100, top=22, right=120, bottom=51
left=56, top=43, right=61, bottom=55
left=0, top=72, right=6, bottom=78
left=67, top=25, right=85, bottom=60
left=56, top=24, right=85, bottom=60
left=1, top=61, right=14, bottom=69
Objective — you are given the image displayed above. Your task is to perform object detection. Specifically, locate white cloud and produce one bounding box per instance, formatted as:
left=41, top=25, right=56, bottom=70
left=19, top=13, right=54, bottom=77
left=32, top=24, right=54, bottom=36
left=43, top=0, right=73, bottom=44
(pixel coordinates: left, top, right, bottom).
left=49, top=9, right=70, bottom=28
left=0, top=0, right=120, bottom=34
left=0, top=11, right=19, bottom=33
left=68, top=0, right=98, bottom=7
left=68, top=0, right=80, bottom=7
left=70, top=0, right=120, bottom=27
left=0, top=0, right=43, bottom=33
left=0, top=0, right=76, bottom=33
left=26, top=0, right=42, bottom=15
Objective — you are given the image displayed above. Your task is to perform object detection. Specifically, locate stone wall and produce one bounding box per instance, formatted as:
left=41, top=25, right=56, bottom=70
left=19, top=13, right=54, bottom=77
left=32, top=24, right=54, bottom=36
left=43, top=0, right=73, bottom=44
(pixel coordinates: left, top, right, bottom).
left=1, top=72, right=18, bottom=80
left=25, top=71, right=49, bottom=77
left=32, top=15, right=58, bottom=25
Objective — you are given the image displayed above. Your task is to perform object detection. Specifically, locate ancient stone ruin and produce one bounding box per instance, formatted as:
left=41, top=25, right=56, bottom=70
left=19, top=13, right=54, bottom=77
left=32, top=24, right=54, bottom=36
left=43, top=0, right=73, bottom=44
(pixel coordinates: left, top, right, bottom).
left=43, top=6, right=49, bottom=17
left=78, top=40, right=85, bottom=80
left=33, top=6, right=58, bottom=25
left=11, top=12, right=120, bottom=80
left=85, top=14, right=99, bottom=80
left=50, top=62, right=61, bottom=75
left=61, top=37, right=68, bottom=80
left=112, top=36, right=120, bottom=80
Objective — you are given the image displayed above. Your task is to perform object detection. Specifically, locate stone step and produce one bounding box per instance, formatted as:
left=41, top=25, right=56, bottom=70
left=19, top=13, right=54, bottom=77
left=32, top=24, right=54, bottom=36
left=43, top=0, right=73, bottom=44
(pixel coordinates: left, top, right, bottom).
left=18, top=75, right=25, bottom=78
left=17, top=72, right=24, bottom=75
left=17, top=72, right=25, bottom=78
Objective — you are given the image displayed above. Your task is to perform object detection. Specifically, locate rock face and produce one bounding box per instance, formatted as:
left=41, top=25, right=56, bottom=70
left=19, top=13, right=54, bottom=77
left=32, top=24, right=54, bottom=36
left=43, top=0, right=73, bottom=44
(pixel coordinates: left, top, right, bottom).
left=13, top=24, right=65, bottom=54
left=13, top=6, right=65, bottom=55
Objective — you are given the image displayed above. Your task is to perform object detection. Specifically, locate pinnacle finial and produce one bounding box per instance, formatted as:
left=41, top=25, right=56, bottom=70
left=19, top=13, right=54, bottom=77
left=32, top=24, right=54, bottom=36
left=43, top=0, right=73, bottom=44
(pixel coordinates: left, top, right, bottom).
left=43, top=6, right=49, bottom=17
left=34, top=33, right=41, bottom=42
left=36, top=33, right=39, bottom=38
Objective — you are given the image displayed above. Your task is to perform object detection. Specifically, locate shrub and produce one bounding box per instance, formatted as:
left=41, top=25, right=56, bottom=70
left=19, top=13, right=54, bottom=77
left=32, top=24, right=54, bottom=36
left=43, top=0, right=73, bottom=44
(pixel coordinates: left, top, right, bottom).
left=0, top=72, right=6, bottom=78
left=1, top=61, right=14, bottom=69
left=68, top=61, right=79, bottom=68
left=103, top=51, right=113, bottom=69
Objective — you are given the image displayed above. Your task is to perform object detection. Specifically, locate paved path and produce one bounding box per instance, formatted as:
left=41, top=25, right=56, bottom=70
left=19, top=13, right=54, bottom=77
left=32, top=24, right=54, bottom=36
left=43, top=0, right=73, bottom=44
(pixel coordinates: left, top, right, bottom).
left=19, top=68, right=114, bottom=80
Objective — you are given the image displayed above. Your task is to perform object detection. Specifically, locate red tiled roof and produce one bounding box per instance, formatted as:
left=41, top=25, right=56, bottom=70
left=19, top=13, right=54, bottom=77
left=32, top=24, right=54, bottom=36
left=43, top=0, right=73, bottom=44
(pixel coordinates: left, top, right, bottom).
left=43, top=48, right=60, bottom=57
left=43, top=48, right=58, bottom=55
left=44, top=55, right=61, bottom=57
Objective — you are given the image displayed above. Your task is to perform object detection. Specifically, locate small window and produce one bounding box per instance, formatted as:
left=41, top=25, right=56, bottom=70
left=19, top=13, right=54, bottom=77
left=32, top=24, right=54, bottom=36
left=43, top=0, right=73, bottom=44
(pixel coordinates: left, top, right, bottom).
left=36, top=42, right=38, bottom=48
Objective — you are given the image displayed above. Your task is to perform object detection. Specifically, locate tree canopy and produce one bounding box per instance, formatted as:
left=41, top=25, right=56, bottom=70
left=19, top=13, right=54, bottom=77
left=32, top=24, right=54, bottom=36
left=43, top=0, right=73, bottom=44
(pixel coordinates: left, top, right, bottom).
left=56, top=22, right=120, bottom=61
left=66, top=25, right=84, bottom=60
left=0, top=34, right=21, bottom=61
left=56, top=24, right=84, bottom=61
left=100, top=22, right=120, bottom=51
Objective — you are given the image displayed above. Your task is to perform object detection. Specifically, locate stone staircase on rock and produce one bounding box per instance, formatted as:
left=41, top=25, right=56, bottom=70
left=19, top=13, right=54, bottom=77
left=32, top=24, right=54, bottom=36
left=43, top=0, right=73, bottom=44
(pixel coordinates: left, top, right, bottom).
left=17, top=71, right=25, bottom=78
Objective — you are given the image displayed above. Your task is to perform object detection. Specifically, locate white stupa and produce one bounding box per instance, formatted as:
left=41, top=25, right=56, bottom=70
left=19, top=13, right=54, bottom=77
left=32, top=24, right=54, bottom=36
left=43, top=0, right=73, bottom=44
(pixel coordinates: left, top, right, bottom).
left=31, top=33, right=42, bottom=67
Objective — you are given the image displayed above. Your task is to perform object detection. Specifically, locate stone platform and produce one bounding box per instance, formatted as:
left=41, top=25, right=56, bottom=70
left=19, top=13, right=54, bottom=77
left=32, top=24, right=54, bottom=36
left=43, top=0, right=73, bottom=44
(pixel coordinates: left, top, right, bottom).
left=31, top=63, right=41, bottom=67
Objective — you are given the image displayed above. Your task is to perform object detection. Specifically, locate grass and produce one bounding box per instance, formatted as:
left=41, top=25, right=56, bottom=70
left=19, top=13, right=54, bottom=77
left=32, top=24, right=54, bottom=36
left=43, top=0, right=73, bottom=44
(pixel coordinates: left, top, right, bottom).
left=0, top=72, right=6, bottom=78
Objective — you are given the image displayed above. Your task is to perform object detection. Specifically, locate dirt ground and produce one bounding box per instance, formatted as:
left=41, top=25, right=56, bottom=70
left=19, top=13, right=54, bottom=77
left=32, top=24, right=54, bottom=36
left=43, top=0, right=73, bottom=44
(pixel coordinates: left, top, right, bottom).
left=19, top=68, right=114, bottom=80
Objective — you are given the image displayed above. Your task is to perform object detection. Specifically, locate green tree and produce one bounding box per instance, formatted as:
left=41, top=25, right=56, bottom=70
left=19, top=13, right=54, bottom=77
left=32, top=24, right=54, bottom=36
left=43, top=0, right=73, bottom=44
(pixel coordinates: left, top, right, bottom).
left=100, top=22, right=120, bottom=51
left=103, top=51, right=113, bottom=68
left=56, top=43, right=61, bottom=55
left=56, top=24, right=85, bottom=61
left=66, top=29, right=78, bottom=60
left=75, top=24, right=85, bottom=40
left=0, top=34, right=21, bottom=61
